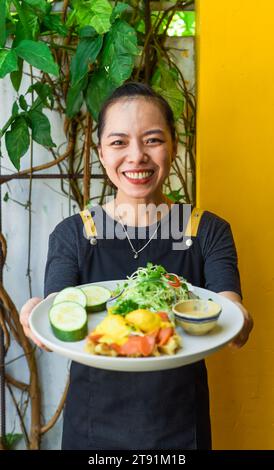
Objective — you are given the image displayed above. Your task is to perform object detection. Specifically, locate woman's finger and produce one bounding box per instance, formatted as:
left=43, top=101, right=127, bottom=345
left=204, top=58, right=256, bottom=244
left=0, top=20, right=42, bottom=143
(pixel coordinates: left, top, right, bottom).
left=26, top=327, right=52, bottom=352
left=20, top=297, right=52, bottom=352
left=229, top=309, right=253, bottom=348
left=20, top=297, right=42, bottom=316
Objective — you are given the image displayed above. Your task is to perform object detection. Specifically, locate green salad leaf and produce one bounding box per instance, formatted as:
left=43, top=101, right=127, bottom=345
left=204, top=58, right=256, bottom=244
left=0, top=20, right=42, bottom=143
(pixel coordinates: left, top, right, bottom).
left=111, top=263, right=190, bottom=319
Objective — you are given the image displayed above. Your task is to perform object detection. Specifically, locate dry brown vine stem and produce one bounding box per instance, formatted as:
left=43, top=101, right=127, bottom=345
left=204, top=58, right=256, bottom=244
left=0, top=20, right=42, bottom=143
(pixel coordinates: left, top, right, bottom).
left=0, top=231, right=71, bottom=448
left=0, top=284, right=41, bottom=449
left=0, top=234, right=6, bottom=261
left=0, top=139, right=75, bottom=186
left=40, top=377, right=70, bottom=435
left=5, top=373, right=29, bottom=392
left=62, top=0, right=70, bottom=22
left=0, top=309, right=10, bottom=352
left=0, top=279, right=72, bottom=448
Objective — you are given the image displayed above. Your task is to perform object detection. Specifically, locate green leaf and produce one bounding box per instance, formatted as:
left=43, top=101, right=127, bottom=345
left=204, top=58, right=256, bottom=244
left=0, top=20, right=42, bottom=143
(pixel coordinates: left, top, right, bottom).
left=85, top=69, right=116, bottom=121
left=5, top=116, right=30, bottom=170
left=13, top=4, right=39, bottom=43
left=66, top=76, right=87, bottom=118
left=15, top=40, right=59, bottom=76
left=28, top=110, right=55, bottom=147
left=23, top=0, right=50, bottom=16
left=70, top=35, right=103, bottom=86
left=182, top=11, right=195, bottom=36
left=0, top=0, right=6, bottom=48
left=3, top=433, right=23, bottom=450
left=70, top=0, right=112, bottom=34
left=19, top=95, right=28, bottom=111
left=89, top=0, right=112, bottom=34
left=0, top=49, right=18, bottom=78
left=43, top=14, right=68, bottom=36
left=151, top=61, right=184, bottom=120
left=27, top=82, right=53, bottom=108
left=110, top=2, right=128, bottom=23
left=12, top=101, right=19, bottom=117
left=165, top=189, right=186, bottom=203
left=102, top=19, right=139, bottom=85
left=10, top=57, right=23, bottom=91
left=79, top=25, right=97, bottom=39
left=3, top=192, right=9, bottom=202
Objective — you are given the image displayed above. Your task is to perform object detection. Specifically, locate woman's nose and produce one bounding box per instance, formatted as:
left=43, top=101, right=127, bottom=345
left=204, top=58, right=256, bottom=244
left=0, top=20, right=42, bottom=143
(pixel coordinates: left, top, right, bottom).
left=127, top=141, right=147, bottom=163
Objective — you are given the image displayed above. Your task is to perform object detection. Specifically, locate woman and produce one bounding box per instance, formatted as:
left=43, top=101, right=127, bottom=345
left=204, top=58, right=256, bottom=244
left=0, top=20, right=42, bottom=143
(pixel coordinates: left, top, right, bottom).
left=20, top=82, right=253, bottom=450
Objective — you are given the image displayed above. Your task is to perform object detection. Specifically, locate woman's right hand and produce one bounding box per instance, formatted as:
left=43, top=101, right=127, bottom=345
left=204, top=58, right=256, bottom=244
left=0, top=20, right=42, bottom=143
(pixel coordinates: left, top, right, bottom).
left=20, top=296, right=53, bottom=352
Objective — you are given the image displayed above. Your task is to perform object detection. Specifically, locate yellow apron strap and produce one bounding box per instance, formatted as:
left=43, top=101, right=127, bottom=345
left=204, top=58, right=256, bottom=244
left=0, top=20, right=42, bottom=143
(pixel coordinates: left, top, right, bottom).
left=79, top=209, right=97, bottom=238
left=185, top=207, right=205, bottom=238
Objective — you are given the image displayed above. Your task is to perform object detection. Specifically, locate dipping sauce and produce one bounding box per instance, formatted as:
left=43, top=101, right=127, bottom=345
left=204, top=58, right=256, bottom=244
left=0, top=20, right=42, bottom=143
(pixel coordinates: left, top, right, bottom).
left=172, top=299, right=222, bottom=335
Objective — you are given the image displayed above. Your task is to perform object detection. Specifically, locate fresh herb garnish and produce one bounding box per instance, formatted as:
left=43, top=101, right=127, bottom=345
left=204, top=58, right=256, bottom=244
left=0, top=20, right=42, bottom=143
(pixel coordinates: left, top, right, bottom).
left=112, top=299, right=139, bottom=316
left=110, top=262, right=190, bottom=319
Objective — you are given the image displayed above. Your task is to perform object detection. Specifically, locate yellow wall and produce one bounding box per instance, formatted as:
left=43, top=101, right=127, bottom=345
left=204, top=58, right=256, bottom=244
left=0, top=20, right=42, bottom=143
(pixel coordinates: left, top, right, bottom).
left=196, top=0, right=274, bottom=449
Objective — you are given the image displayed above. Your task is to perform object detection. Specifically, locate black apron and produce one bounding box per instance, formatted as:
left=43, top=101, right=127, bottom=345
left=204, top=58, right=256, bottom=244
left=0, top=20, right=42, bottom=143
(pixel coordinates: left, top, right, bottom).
left=61, top=206, right=211, bottom=450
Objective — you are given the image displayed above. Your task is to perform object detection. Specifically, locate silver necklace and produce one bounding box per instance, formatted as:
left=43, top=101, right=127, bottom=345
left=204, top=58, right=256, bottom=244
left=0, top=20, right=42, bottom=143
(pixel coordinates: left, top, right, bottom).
left=116, top=213, right=161, bottom=259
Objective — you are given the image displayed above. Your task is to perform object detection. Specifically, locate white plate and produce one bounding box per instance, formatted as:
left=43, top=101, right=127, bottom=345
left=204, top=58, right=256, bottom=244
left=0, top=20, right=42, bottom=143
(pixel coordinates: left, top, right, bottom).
left=29, top=280, right=244, bottom=372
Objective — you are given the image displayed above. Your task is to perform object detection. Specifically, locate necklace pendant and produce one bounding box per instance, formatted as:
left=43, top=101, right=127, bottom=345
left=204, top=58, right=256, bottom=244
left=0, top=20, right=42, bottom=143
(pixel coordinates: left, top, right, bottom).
left=133, top=252, right=139, bottom=259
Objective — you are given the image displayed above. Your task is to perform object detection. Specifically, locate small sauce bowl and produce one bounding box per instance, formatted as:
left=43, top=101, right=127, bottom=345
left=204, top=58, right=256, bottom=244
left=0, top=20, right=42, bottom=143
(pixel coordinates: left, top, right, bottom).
left=172, top=299, right=222, bottom=335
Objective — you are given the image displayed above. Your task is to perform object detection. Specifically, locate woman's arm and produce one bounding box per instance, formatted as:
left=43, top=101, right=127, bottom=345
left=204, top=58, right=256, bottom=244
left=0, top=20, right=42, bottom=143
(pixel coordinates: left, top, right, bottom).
left=44, top=223, right=80, bottom=297
left=198, top=212, right=253, bottom=348
left=20, top=219, right=80, bottom=350
left=218, top=290, right=254, bottom=348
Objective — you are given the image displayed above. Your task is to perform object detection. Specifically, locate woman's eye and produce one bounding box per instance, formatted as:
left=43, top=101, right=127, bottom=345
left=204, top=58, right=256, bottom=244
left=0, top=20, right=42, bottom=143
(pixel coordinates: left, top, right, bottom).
left=145, top=138, right=163, bottom=144
left=111, top=140, right=124, bottom=146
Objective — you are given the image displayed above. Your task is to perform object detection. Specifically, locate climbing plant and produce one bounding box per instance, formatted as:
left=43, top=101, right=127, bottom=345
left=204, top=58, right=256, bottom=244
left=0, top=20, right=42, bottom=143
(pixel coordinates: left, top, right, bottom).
left=0, top=0, right=195, bottom=449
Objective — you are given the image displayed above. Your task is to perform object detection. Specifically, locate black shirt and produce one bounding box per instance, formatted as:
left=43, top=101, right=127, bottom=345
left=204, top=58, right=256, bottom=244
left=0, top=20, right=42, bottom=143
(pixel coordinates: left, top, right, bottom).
left=44, top=204, right=242, bottom=298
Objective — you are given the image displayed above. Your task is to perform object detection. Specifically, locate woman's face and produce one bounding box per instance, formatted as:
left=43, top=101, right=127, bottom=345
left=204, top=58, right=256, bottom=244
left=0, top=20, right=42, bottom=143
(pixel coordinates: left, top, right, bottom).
left=98, top=98, right=177, bottom=202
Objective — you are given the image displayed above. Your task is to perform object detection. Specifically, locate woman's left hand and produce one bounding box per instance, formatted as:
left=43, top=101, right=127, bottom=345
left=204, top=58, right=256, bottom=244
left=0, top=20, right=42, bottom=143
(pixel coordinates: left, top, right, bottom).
left=229, top=301, right=254, bottom=348
left=219, top=291, right=254, bottom=348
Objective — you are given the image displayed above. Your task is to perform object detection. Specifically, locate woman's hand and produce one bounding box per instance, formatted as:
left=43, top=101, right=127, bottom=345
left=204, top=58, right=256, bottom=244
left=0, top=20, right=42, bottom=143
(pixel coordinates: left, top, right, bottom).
left=219, top=291, right=254, bottom=348
left=20, top=295, right=56, bottom=352
left=229, top=301, right=254, bottom=348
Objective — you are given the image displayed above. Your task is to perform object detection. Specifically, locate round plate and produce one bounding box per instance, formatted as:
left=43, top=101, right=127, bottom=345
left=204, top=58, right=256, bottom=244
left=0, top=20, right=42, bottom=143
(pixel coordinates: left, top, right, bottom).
left=29, top=280, right=244, bottom=372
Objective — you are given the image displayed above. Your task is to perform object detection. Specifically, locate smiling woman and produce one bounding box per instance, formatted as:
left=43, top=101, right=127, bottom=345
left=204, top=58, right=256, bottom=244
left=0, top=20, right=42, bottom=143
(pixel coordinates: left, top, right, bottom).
left=20, top=81, right=253, bottom=450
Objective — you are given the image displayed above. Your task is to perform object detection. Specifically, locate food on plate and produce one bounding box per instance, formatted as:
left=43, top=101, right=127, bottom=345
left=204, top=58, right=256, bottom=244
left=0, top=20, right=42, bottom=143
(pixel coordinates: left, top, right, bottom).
left=48, top=263, right=190, bottom=350
left=80, top=285, right=112, bottom=312
left=85, top=309, right=182, bottom=357
left=53, top=287, right=87, bottom=308
left=109, top=262, right=190, bottom=319
left=49, top=301, right=88, bottom=342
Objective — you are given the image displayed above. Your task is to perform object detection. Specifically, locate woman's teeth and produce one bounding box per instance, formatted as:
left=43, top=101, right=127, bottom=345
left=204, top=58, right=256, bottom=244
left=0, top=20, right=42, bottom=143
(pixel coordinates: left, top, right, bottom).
left=123, top=171, right=154, bottom=180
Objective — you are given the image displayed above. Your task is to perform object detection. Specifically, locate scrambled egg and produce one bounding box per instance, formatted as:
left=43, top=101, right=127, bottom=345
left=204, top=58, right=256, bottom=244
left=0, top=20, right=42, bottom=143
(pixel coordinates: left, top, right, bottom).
left=93, top=315, right=131, bottom=346
left=92, top=310, right=174, bottom=347
left=125, top=309, right=171, bottom=333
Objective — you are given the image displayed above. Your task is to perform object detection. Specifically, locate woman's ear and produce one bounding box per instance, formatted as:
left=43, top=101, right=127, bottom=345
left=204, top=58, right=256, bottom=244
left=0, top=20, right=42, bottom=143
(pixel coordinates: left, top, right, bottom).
left=171, top=136, right=178, bottom=162
left=97, top=145, right=105, bottom=168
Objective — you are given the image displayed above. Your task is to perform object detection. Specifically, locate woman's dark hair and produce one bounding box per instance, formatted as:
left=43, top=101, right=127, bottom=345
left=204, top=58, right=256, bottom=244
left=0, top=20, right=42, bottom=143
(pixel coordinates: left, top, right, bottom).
left=97, top=81, right=176, bottom=144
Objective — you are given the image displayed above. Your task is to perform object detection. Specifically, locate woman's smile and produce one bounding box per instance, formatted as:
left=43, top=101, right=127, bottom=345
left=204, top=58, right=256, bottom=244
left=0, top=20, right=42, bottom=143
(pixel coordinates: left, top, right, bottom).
left=122, top=168, right=155, bottom=184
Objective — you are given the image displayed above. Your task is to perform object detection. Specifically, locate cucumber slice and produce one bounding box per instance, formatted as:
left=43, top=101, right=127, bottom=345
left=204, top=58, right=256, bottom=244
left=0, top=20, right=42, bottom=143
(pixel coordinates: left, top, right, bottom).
left=49, top=301, right=88, bottom=342
left=53, top=287, right=87, bottom=308
left=81, top=285, right=112, bottom=312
